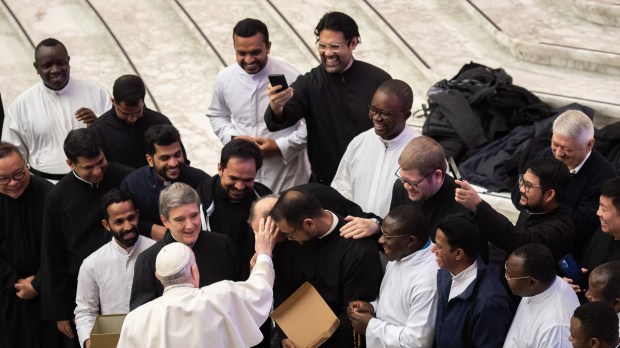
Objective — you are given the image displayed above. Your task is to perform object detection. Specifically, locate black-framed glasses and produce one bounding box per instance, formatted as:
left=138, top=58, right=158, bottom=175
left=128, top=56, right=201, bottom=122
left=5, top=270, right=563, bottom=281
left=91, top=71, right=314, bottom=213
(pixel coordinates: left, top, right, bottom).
left=280, top=222, right=303, bottom=240
left=368, top=105, right=399, bottom=120
left=316, top=40, right=351, bottom=52
left=394, top=168, right=432, bottom=188
left=518, top=174, right=542, bottom=193
left=0, top=162, right=27, bottom=185
left=379, top=228, right=409, bottom=240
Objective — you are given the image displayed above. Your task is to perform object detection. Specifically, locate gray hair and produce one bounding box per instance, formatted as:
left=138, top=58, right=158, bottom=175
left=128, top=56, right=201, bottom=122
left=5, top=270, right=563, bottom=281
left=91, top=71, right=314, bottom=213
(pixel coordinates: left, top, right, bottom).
left=248, top=194, right=280, bottom=225
left=159, top=182, right=200, bottom=219
left=552, top=110, right=594, bottom=145
left=157, top=252, right=196, bottom=288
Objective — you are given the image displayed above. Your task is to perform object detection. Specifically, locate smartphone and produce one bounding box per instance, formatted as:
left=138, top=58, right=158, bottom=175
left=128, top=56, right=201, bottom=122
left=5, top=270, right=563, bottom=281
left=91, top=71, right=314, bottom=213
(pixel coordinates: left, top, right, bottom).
left=557, top=254, right=586, bottom=289
left=448, top=156, right=461, bottom=180
left=268, top=74, right=289, bottom=91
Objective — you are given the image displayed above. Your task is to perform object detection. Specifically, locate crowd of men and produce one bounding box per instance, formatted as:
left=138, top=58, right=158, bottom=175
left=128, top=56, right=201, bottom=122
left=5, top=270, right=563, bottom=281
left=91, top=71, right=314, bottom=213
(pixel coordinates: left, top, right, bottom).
left=1, top=10, right=619, bottom=348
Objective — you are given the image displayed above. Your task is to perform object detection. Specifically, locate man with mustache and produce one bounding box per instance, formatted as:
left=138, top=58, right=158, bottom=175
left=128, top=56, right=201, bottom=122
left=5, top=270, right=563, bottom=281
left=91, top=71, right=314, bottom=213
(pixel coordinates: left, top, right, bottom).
left=121, top=125, right=209, bottom=240
left=2, top=38, right=111, bottom=181
left=74, top=189, right=155, bottom=348
left=456, top=157, right=574, bottom=262
left=265, top=11, right=391, bottom=185
left=196, top=138, right=271, bottom=277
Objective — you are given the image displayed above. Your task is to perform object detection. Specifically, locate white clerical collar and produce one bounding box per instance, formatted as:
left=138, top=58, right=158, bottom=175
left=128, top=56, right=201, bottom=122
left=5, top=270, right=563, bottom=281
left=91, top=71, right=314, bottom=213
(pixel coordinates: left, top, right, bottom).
left=379, top=126, right=413, bottom=149
left=43, top=78, right=73, bottom=96
left=318, top=211, right=339, bottom=239
left=571, top=150, right=591, bottom=174
left=72, top=171, right=99, bottom=188
left=526, top=276, right=559, bottom=304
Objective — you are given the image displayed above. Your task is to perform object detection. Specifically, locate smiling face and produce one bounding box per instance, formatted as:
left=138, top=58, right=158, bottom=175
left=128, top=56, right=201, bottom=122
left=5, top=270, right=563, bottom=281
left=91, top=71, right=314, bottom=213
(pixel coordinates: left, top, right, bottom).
left=218, top=157, right=257, bottom=201
left=103, top=200, right=139, bottom=249
left=161, top=203, right=201, bottom=246
left=597, top=195, right=620, bottom=238
left=68, top=152, right=108, bottom=184
left=0, top=152, right=30, bottom=199
left=34, top=44, right=70, bottom=90
left=234, top=33, right=270, bottom=75
left=431, top=228, right=458, bottom=271
left=147, top=142, right=184, bottom=182
left=368, top=90, right=410, bottom=140
left=518, top=170, right=546, bottom=212
left=317, top=30, right=357, bottom=73
left=551, top=133, right=592, bottom=171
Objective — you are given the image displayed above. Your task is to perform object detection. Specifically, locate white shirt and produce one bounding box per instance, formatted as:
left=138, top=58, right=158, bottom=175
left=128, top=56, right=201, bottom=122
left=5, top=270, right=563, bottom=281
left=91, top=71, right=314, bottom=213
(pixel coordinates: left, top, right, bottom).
left=74, top=235, right=155, bottom=346
left=503, top=277, right=580, bottom=348
left=571, top=150, right=591, bottom=174
left=207, top=58, right=310, bottom=193
left=2, top=78, right=111, bottom=175
left=331, top=126, right=419, bottom=217
left=117, top=254, right=275, bottom=348
left=448, top=260, right=478, bottom=301
left=366, top=243, right=438, bottom=348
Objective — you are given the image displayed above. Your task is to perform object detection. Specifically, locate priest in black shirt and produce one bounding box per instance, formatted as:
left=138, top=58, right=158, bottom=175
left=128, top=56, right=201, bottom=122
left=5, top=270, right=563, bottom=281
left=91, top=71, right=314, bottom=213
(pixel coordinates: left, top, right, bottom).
left=39, top=129, right=132, bottom=347
left=0, top=142, right=61, bottom=348
left=130, top=182, right=240, bottom=310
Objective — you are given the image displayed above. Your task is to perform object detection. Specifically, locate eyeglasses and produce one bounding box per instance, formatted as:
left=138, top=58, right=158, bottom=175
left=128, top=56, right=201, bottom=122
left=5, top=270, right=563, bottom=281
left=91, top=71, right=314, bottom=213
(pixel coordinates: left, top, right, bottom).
left=518, top=174, right=542, bottom=193
left=316, top=40, right=350, bottom=52
left=115, top=104, right=144, bottom=120
left=379, top=228, right=409, bottom=239
left=0, top=163, right=27, bottom=185
left=368, top=105, right=400, bottom=120
left=280, top=222, right=303, bottom=240
left=395, top=168, right=432, bottom=188
left=504, top=263, right=534, bottom=281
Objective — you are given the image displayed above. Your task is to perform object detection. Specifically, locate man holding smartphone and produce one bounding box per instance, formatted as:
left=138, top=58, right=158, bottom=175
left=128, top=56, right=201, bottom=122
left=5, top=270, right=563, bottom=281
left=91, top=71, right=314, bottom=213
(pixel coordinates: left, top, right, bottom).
left=265, top=11, right=391, bottom=185
left=207, top=18, right=309, bottom=193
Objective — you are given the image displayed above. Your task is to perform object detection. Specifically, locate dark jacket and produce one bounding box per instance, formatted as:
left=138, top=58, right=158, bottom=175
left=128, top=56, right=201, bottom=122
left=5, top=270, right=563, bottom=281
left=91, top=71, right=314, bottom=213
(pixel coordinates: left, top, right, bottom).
left=434, top=258, right=513, bottom=348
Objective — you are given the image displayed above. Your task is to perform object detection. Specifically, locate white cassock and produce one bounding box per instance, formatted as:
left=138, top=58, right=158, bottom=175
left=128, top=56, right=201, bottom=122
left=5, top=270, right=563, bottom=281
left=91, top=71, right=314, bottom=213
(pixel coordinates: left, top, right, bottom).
left=2, top=78, right=111, bottom=175
left=503, top=276, right=579, bottom=348
left=331, top=125, right=419, bottom=217
left=206, top=57, right=310, bottom=193
left=118, top=254, right=275, bottom=348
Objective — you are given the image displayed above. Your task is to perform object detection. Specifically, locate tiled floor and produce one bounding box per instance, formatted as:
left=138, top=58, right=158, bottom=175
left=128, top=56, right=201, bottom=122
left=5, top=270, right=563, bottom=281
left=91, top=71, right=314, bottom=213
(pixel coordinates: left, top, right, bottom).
left=2, top=0, right=618, bottom=221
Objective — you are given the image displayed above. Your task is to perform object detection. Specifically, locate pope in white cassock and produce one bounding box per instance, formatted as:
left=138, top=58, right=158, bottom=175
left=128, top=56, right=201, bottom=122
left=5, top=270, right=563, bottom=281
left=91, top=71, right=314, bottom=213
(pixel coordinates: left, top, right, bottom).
left=118, top=217, right=280, bottom=348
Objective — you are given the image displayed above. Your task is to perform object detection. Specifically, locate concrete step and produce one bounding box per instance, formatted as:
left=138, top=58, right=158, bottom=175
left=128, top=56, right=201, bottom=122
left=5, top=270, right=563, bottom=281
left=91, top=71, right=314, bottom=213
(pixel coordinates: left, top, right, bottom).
left=460, top=0, right=620, bottom=75
left=563, top=0, right=620, bottom=27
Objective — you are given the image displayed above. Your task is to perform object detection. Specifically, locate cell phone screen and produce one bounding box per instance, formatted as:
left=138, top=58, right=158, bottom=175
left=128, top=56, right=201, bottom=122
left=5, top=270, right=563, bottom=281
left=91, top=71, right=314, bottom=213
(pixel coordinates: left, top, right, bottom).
left=268, top=74, right=289, bottom=91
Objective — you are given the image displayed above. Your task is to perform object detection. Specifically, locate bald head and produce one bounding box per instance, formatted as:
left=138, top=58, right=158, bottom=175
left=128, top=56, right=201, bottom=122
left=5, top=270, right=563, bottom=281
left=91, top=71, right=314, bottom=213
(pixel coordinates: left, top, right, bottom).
left=249, top=195, right=279, bottom=232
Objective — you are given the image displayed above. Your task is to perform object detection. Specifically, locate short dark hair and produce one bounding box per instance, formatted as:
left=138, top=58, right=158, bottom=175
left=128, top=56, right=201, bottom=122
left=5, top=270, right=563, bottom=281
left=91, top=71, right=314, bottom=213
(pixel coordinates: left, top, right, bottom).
left=233, top=18, right=269, bottom=43
left=35, top=38, right=65, bottom=52
left=377, top=79, right=414, bottom=112
left=269, top=189, right=322, bottom=226
left=437, top=213, right=479, bottom=259
left=526, top=157, right=570, bottom=204
left=314, top=12, right=360, bottom=43
left=100, top=188, right=134, bottom=220
left=573, top=302, right=619, bottom=345
left=112, top=75, right=146, bottom=106
left=383, top=205, right=429, bottom=240
left=511, top=243, right=556, bottom=285
left=0, top=142, right=23, bottom=160
left=220, top=138, right=263, bottom=171
left=144, top=125, right=181, bottom=156
left=591, top=261, right=620, bottom=304
left=63, top=128, right=103, bottom=164
left=601, top=177, right=620, bottom=214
